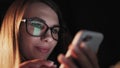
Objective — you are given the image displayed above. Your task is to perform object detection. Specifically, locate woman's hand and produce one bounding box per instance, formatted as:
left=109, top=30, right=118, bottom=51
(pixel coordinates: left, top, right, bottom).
left=20, top=59, right=57, bottom=68
left=58, top=42, right=99, bottom=68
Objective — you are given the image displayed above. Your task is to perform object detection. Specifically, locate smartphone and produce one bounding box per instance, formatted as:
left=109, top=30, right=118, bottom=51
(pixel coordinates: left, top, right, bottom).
left=71, top=30, right=104, bottom=53
left=59, top=30, right=104, bottom=68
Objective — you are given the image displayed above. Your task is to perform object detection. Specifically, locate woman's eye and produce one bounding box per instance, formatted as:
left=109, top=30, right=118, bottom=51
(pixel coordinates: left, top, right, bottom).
left=31, top=21, right=44, bottom=29
left=31, top=23, right=42, bottom=28
left=52, top=29, right=59, bottom=34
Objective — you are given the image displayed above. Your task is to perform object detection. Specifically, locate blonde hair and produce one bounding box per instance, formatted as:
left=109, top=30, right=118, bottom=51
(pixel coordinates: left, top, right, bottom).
left=0, top=0, right=29, bottom=68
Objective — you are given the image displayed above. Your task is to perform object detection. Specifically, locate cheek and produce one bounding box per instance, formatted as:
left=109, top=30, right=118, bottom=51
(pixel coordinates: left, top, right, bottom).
left=19, top=29, right=40, bottom=59
left=51, top=41, right=58, bottom=49
left=19, top=24, right=35, bottom=55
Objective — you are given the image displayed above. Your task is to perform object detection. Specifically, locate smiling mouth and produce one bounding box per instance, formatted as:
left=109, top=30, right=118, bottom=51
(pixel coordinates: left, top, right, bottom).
left=35, top=46, right=50, bottom=54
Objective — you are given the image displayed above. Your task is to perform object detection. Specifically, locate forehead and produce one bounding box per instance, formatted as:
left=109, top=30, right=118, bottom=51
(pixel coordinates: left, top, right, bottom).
left=23, top=2, right=59, bottom=26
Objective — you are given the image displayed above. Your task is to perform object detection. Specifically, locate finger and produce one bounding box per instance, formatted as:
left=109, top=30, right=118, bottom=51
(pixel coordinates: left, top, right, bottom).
left=49, top=64, right=57, bottom=68
left=58, top=54, right=77, bottom=68
left=33, top=59, right=55, bottom=67
left=70, top=44, right=93, bottom=68
left=20, top=59, right=55, bottom=68
left=20, top=60, right=33, bottom=68
left=20, top=59, right=43, bottom=68
left=79, top=42, right=99, bottom=68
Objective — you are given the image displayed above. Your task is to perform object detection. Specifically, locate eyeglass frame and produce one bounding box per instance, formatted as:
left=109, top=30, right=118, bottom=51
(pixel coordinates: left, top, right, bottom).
left=21, top=17, right=61, bottom=41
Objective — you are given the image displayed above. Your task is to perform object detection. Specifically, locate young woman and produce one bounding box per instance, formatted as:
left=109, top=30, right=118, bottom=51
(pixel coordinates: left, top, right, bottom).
left=0, top=0, right=99, bottom=68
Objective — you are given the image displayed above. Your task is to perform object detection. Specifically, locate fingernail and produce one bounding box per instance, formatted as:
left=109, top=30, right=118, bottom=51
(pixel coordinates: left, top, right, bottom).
left=49, top=62, right=54, bottom=66
left=53, top=64, right=57, bottom=68
left=80, top=42, right=87, bottom=48
left=60, top=54, right=65, bottom=60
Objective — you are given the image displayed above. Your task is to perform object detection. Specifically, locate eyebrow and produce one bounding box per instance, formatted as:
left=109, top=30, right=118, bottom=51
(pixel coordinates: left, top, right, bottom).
left=35, top=16, right=60, bottom=27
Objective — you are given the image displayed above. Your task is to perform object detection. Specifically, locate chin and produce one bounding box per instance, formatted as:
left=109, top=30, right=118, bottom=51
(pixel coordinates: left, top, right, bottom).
left=33, top=54, right=49, bottom=60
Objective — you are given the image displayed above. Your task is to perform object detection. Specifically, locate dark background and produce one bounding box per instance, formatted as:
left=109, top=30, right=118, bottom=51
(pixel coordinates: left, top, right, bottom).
left=0, top=0, right=119, bottom=68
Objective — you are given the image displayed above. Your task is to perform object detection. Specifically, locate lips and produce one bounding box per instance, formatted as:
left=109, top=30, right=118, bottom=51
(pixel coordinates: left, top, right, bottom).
left=35, top=46, right=50, bottom=54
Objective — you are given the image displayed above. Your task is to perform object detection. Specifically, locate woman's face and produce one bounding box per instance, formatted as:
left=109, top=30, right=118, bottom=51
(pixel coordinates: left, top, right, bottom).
left=19, top=2, right=59, bottom=60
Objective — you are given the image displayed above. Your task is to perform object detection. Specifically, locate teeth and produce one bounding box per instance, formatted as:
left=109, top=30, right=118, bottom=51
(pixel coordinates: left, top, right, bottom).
left=40, top=48, right=49, bottom=53
left=35, top=46, right=50, bottom=53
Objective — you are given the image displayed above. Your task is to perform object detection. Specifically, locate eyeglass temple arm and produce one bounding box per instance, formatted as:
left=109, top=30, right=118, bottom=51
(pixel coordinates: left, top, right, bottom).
left=21, top=19, right=26, bottom=22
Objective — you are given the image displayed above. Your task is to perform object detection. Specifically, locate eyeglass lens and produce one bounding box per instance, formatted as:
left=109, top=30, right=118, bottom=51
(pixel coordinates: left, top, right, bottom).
left=26, top=18, right=60, bottom=40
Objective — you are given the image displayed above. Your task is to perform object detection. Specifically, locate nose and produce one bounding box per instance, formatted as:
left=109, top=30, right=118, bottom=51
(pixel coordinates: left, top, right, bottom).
left=40, top=29, right=53, bottom=42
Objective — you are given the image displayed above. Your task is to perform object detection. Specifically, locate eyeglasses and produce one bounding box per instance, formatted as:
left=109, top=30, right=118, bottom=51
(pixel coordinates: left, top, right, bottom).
left=21, top=17, right=60, bottom=41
